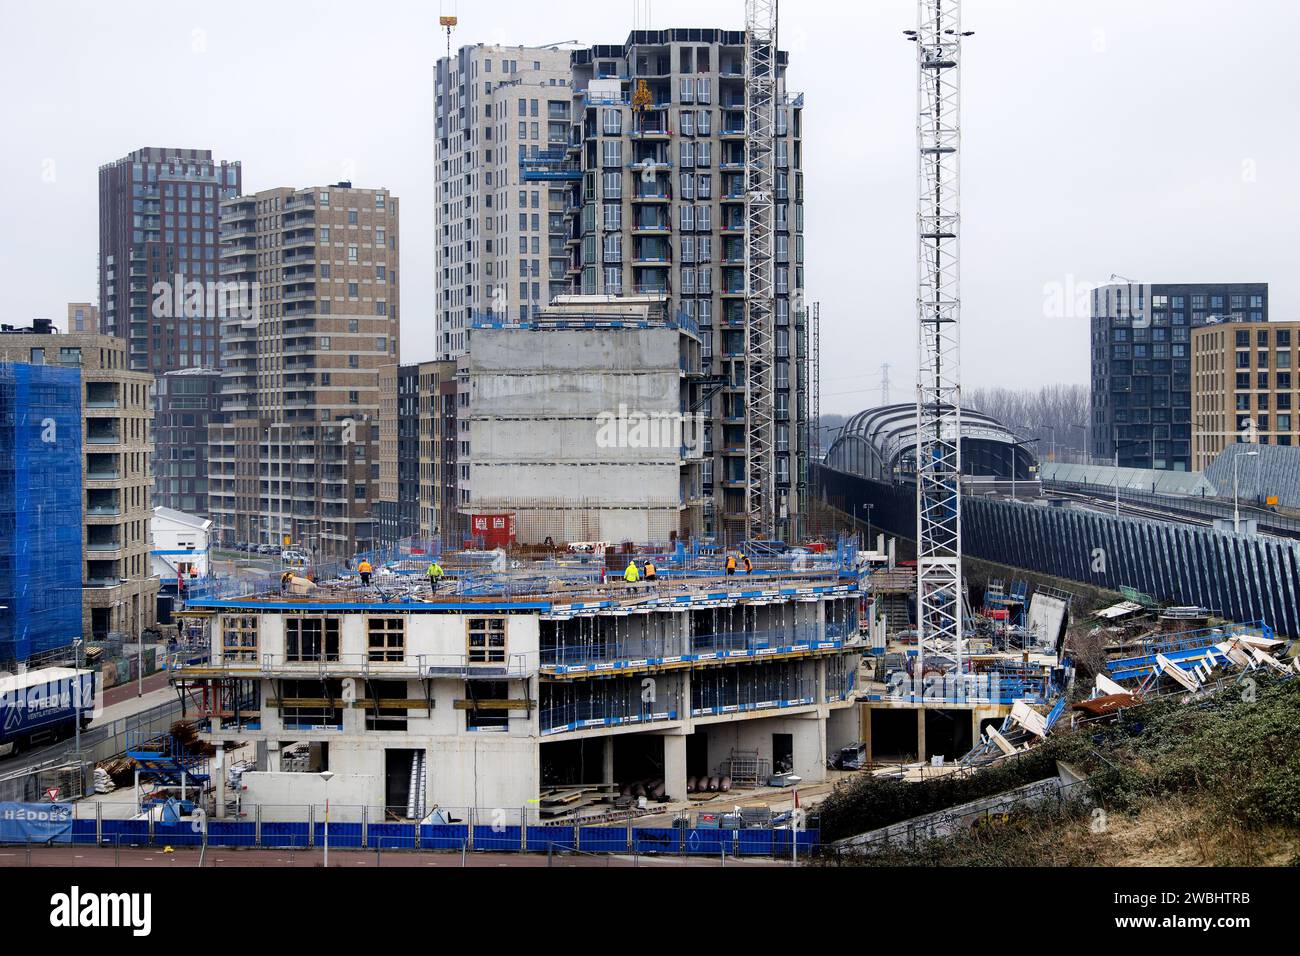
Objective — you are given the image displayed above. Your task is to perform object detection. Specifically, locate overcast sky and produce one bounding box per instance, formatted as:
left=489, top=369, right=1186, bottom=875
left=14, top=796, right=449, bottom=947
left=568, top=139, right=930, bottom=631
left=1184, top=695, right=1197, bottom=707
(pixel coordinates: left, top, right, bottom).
left=1, top=0, right=1295, bottom=414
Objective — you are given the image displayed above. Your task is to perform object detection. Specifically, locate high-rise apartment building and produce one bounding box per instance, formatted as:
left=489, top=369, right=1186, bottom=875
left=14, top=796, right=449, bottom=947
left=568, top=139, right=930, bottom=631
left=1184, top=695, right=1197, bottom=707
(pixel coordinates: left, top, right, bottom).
left=433, top=44, right=574, bottom=359
left=560, top=30, right=809, bottom=540
left=1191, top=319, right=1300, bottom=470
left=154, top=367, right=223, bottom=515
left=1090, top=282, right=1268, bottom=470
left=98, top=147, right=242, bottom=374
left=377, top=363, right=420, bottom=546
left=418, top=360, right=459, bottom=545
left=208, top=183, right=400, bottom=558
left=0, top=323, right=159, bottom=640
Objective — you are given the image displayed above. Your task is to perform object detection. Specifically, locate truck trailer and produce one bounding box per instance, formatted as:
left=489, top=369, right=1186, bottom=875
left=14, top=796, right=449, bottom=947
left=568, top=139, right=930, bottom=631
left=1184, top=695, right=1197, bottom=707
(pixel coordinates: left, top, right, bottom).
left=0, top=668, right=96, bottom=758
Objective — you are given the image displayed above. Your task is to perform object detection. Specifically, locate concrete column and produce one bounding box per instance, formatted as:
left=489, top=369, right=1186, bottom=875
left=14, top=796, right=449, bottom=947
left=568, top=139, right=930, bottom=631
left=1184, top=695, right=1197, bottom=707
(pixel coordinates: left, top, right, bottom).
left=602, top=736, right=615, bottom=786
left=916, top=708, right=927, bottom=761
left=661, top=734, right=687, bottom=801
left=792, top=715, right=827, bottom=783
left=213, top=746, right=226, bottom=819
left=861, top=704, right=874, bottom=764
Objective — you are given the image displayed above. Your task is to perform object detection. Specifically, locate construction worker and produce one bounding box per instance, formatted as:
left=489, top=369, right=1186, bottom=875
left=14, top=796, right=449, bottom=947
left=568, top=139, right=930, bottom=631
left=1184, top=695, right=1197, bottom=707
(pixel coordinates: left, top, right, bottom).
left=427, top=560, right=445, bottom=593
left=624, top=560, right=640, bottom=584
left=725, top=553, right=737, bottom=576
left=280, top=569, right=293, bottom=594
left=742, top=554, right=754, bottom=575
left=644, top=558, right=657, bottom=581
left=358, top=558, right=373, bottom=587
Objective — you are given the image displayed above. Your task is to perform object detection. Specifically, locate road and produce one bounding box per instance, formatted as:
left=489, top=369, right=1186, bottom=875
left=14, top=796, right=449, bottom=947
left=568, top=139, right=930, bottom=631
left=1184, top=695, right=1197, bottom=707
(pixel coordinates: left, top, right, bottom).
left=0, top=682, right=180, bottom=777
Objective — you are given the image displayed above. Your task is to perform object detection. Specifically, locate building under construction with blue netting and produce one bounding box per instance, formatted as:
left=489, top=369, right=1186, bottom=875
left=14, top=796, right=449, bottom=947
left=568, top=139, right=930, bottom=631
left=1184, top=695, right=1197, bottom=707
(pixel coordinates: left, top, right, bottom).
left=0, top=362, right=83, bottom=667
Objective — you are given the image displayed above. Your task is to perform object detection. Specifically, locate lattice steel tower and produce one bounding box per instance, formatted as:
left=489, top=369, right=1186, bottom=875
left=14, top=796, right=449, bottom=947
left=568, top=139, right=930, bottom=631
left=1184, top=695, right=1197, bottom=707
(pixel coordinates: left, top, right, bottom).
left=909, top=0, right=971, bottom=680
left=743, top=0, right=778, bottom=542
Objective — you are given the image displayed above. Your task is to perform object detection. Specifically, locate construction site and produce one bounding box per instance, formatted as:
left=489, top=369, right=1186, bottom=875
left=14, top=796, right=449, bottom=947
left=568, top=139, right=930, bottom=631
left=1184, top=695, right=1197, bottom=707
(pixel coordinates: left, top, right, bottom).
left=1, top=1, right=1297, bottom=897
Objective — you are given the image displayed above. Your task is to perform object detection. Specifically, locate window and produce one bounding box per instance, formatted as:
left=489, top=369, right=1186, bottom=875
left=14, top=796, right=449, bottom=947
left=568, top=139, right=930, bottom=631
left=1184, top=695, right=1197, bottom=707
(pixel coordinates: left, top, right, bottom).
left=465, top=680, right=510, bottom=731
left=285, top=617, right=340, bottom=662
left=366, top=680, right=408, bottom=731
left=280, top=679, right=343, bottom=729
left=466, top=617, right=506, bottom=663
left=368, top=617, right=405, bottom=662
left=222, top=615, right=258, bottom=663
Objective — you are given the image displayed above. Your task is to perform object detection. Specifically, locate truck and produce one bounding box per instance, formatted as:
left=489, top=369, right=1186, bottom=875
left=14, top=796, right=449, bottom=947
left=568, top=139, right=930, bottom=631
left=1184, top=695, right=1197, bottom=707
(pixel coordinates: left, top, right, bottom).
left=0, top=668, right=96, bottom=758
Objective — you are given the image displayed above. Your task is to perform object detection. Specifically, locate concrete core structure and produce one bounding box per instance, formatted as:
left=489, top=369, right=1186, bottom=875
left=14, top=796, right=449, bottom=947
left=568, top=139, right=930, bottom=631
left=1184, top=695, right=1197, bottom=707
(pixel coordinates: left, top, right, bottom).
left=465, top=294, right=702, bottom=545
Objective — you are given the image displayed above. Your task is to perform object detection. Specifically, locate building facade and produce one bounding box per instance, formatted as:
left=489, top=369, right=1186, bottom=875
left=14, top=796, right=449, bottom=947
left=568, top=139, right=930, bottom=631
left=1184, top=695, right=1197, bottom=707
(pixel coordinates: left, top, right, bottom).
left=560, top=30, right=809, bottom=541
left=67, top=303, right=100, bottom=333
left=434, top=44, right=574, bottom=360
left=98, top=147, right=242, bottom=374
left=0, top=325, right=159, bottom=640
left=1191, top=319, right=1300, bottom=470
left=0, top=362, right=83, bottom=667
left=207, top=183, right=400, bottom=558
left=377, top=363, right=421, bottom=546
left=1090, top=281, right=1269, bottom=470
left=154, top=367, right=222, bottom=516
left=418, top=360, right=460, bottom=545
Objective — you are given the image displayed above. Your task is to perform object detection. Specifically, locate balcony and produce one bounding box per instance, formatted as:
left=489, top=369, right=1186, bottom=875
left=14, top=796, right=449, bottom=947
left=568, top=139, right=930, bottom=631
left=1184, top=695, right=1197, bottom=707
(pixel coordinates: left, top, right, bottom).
left=86, top=422, right=121, bottom=445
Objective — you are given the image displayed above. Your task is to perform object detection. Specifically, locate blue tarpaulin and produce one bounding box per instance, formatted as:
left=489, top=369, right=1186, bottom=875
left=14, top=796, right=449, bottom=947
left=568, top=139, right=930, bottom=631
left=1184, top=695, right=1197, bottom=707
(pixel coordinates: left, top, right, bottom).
left=0, top=802, right=73, bottom=844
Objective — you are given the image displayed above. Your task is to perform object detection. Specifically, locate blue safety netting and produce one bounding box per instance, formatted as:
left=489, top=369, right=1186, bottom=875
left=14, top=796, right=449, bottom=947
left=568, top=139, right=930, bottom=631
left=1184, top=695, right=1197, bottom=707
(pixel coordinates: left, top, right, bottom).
left=0, top=363, right=83, bottom=665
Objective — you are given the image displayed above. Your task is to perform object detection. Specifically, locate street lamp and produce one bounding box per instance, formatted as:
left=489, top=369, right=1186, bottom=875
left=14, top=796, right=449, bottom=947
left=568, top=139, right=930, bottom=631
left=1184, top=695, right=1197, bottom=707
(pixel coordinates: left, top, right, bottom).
left=319, top=770, right=335, bottom=867
left=1233, top=450, right=1260, bottom=534
left=1008, top=438, right=1040, bottom=501
left=1111, top=436, right=1148, bottom=516
left=72, top=638, right=83, bottom=794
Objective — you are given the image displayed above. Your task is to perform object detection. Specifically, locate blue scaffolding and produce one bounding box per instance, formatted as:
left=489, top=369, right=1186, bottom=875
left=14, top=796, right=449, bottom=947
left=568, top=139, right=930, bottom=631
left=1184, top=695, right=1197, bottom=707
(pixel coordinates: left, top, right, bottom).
left=0, top=363, right=83, bottom=666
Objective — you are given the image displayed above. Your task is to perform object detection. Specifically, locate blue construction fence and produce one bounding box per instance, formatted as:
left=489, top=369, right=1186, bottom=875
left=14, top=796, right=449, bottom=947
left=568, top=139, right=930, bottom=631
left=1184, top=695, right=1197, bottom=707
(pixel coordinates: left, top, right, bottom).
left=25, top=803, right=819, bottom=857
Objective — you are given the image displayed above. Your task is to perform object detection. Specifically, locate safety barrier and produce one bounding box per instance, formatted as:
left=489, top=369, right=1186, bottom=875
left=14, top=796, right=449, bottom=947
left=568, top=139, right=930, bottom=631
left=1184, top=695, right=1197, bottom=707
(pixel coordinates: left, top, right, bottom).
left=10, top=801, right=818, bottom=858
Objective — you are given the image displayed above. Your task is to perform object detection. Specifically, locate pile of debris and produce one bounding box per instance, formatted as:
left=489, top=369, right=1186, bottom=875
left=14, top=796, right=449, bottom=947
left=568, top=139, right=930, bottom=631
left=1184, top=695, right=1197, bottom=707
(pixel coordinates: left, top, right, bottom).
left=959, top=620, right=1296, bottom=768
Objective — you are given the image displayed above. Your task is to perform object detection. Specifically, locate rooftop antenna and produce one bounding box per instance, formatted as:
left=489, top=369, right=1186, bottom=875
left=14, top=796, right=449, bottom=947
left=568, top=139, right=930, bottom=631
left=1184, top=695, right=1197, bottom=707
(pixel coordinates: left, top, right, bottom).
left=880, top=362, right=892, bottom=406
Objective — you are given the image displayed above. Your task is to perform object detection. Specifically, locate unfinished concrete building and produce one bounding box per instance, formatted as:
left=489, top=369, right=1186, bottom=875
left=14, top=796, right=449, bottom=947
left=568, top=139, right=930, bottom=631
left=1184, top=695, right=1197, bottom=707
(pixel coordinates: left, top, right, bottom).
left=179, top=563, right=862, bottom=817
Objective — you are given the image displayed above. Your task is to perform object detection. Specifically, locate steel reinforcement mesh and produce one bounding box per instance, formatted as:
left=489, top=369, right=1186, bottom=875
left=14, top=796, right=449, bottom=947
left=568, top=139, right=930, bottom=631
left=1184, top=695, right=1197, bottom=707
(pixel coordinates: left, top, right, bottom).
left=0, top=363, right=83, bottom=665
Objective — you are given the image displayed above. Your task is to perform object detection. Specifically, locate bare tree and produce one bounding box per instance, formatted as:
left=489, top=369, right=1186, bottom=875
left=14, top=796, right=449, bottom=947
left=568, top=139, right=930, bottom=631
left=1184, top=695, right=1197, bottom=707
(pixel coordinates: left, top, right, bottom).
left=966, top=385, right=1091, bottom=461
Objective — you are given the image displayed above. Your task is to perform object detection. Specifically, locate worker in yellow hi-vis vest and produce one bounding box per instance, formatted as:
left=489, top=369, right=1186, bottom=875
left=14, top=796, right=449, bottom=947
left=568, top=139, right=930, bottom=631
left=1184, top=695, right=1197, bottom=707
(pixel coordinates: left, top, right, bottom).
left=624, top=560, right=640, bottom=583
